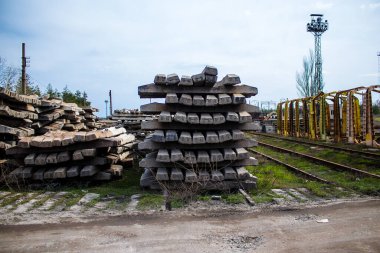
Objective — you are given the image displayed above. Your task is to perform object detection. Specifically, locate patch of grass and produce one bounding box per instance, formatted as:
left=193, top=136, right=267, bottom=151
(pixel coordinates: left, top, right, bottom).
left=197, top=195, right=211, bottom=202
left=222, top=193, right=245, bottom=204
left=0, top=193, right=26, bottom=207
left=31, top=193, right=55, bottom=209
left=136, top=193, right=164, bottom=210
left=251, top=192, right=275, bottom=204
left=10, top=193, right=38, bottom=210
left=84, top=197, right=100, bottom=208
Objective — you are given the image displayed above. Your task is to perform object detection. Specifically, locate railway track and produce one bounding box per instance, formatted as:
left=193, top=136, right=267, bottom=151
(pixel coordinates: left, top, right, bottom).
left=253, top=132, right=380, bottom=160
left=250, top=148, right=332, bottom=184
left=256, top=141, right=380, bottom=180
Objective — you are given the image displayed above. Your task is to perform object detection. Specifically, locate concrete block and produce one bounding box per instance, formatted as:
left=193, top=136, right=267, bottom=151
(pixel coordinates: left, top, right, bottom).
left=239, top=111, right=252, bottom=123
left=226, top=112, right=239, bottom=122
left=179, top=94, right=192, bottom=106
left=179, top=131, right=192, bottom=144
left=184, top=151, right=196, bottom=164
left=205, top=74, right=217, bottom=85
left=44, top=169, right=55, bottom=179
left=159, top=111, right=172, bottom=122
left=197, top=150, right=210, bottom=163
left=165, top=130, right=178, bottom=142
left=156, top=168, right=169, bottom=181
left=33, top=168, right=46, bottom=180
left=235, top=148, right=249, bottom=159
left=154, top=74, right=166, bottom=85
left=232, top=130, right=245, bottom=140
left=20, top=167, right=33, bottom=179
left=140, top=168, right=155, bottom=187
left=185, top=170, right=198, bottom=182
left=202, top=65, right=218, bottom=76
left=152, top=130, right=165, bottom=142
left=211, top=170, right=224, bottom=181
left=236, top=166, right=249, bottom=180
left=221, top=74, right=241, bottom=85
left=174, top=111, right=187, bottom=123
left=210, top=149, right=223, bottom=162
left=200, top=113, right=213, bottom=124
left=198, top=170, right=210, bottom=181
left=72, top=150, right=84, bottom=160
left=187, top=113, right=199, bottom=124
left=232, top=94, right=246, bottom=104
left=213, top=113, right=225, bottom=124
left=171, top=149, right=184, bottom=162
left=35, top=154, right=48, bottom=166
left=167, top=73, right=180, bottom=85
left=205, top=95, right=218, bottom=106
left=218, top=94, right=232, bottom=105
left=193, top=132, right=206, bottom=144
left=223, top=167, right=237, bottom=180
left=193, top=95, right=205, bottom=106
left=24, top=153, right=36, bottom=165
left=53, top=167, right=67, bottom=179
left=191, top=73, right=205, bottom=86
left=206, top=131, right=219, bottom=143
left=223, top=148, right=237, bottom=160
left=67, top=166, right=80, bottom=177
left=80, top=165, right=99, bottom=177
left=165, top=93, right=178, bottom=103
left=218, top=130, right=232, bottom=142
left=170, top=168, right=184, bottom=181
left=156, top=149, right=170, bottom=162
left=178, top=75, right=193, bottom=86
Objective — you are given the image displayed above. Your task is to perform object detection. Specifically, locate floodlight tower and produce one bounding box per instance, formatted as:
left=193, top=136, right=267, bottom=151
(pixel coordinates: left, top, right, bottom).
left=307, top=14, right=328, bottom=92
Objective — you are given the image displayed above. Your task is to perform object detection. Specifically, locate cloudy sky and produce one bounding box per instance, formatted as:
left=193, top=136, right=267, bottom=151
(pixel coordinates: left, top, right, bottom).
left=0, top=0, right=379, bottom=116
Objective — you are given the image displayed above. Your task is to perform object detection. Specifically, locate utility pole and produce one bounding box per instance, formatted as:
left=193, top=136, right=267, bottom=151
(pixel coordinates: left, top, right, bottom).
left=109, top=90, right=113, bottom=116
left=307, top=14, right=328, bottom=93
left=21, top=43, right=30, bottom=95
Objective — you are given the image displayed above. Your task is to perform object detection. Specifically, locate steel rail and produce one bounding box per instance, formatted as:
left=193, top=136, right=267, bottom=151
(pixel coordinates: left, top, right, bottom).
left=257, top=141, right=380, bottom=179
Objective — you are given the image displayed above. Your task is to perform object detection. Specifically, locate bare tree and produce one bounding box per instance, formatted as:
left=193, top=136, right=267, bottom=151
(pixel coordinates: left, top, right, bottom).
left=0, top=56, right=19, bottom=91
left=296, top=50, right=317, bottom=97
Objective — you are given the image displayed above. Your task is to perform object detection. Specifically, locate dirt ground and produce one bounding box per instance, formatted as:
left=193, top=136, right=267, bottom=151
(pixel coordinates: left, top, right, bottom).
left=0, top=199, right=379, bottom=253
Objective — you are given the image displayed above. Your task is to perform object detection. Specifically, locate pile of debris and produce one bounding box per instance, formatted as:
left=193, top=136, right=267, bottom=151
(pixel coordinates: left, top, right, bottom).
left=5, top=127, right=136, bottom=183
left=0, top=88, right=99, bottom=155
left=138, top=66, right=260, bottom=191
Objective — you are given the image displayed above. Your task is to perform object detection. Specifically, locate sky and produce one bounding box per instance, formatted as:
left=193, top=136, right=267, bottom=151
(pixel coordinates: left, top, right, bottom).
left=0, top=0, right=379, bottom=117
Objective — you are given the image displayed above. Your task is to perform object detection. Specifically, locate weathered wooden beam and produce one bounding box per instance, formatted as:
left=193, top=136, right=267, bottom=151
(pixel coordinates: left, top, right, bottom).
left=138, top=83, right=258, bottom=98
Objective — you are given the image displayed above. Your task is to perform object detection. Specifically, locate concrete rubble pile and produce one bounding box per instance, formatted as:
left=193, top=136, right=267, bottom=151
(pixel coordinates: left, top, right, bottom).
left=0, top=87, right=100, bottom=156
left=137, top=66, right=260, bottom=190
left=5, top=127, right=136, bottom=183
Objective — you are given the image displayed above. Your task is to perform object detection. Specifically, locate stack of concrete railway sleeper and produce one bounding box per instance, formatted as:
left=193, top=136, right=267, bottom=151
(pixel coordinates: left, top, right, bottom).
left=5, top=127, right=136, bottom=183
left=138, top=66, right=260, bottom=191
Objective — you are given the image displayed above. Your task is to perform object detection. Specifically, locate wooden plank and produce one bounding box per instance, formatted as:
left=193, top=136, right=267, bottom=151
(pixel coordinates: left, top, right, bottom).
left=0, top=105, right=38, bottom=119
left=141, top=120, right=261, bottom=131
left=140, top=102, right=260, bottom=113
left=139, top=157, right=258, bottom=168
left=138, top=138, right=257, bottom=150
left=138, top=83, right=258, bottom=98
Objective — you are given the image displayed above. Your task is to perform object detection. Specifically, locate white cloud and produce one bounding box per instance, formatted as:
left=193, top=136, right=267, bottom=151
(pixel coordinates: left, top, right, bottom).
left=360, top=2, right=380, bottom=10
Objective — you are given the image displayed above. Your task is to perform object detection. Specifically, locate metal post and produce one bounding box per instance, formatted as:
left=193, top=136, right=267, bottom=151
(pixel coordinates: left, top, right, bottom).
left=21, top=43, right=26, bottom=94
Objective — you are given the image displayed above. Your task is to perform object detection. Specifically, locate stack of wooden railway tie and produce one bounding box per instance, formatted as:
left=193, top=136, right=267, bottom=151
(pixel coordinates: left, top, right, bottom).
left=5, top=127, right=136, bottom=182
left=0, top=87, right=100, bottom=157
left=138, top=66, right=260, bottom=191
